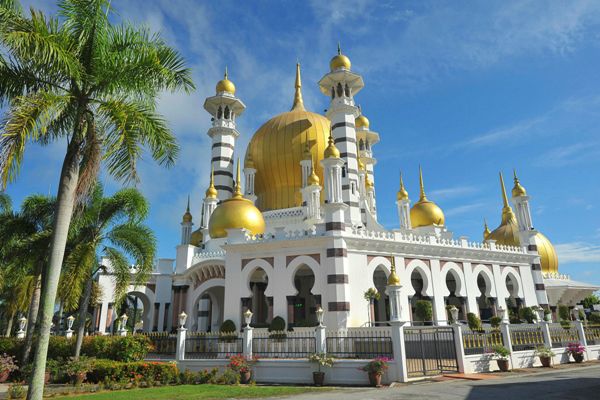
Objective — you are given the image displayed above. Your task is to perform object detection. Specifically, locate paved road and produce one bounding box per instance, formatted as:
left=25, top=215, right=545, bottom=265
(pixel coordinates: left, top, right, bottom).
left=269, top=364, right=600, bottom=400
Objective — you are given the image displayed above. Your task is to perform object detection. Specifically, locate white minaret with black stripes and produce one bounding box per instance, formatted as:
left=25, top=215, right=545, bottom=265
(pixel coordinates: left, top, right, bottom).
left=203, top=68, right=246, bottom=202
left=318, top=45, right=365, bottom=228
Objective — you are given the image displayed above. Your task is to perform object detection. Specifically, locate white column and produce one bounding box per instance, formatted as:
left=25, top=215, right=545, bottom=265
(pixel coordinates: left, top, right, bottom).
left=500, top=322, right=514, bottom=369
left=315, top=325, right=326, bottom=354
left=390, top=321, right=408, bottom=382
left=430, top=259, right=447, bottom=325
left=243, top=326, right=254, bottom=359
left=452, top=324, right=466, bottom=373
left=176, top=326, right=187, bottom=361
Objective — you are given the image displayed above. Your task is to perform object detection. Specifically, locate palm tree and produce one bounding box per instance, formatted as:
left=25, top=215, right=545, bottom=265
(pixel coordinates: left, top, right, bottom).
left=0, top=2, right=193, bottom=397
left=59, top=184, right=155, bottom=358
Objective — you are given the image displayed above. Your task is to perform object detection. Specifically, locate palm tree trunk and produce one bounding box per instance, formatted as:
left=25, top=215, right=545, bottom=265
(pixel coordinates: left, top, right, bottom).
left=74, top=274, right=93, bottom=359
left=27, top=142, right=81, bottom=400
left=4, top=310, right=15, bottom=337
left=22, top=266, right=43, bottom=364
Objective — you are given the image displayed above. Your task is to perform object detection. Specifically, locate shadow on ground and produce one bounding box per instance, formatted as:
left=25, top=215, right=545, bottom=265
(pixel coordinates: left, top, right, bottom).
left=466, top=377, right=600, bottom=400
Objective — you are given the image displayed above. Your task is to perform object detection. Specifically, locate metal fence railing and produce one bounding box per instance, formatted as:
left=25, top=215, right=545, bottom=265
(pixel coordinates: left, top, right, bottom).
left=462, top=328, right=503, bottom=355
left=185, top=332, right=242, bottom=359
left=404, top=326, right=459, bottom=377
left=252, top=331, right=316, bottom=358
left=549, top=324, right=580, bottom=348
left=509, top=324, right=545, bottom=351
left=584, top=324, right=600, bottom=345
left=141, top=332, right=177, bottom=359
left=326, top=328, right=393, bottom=359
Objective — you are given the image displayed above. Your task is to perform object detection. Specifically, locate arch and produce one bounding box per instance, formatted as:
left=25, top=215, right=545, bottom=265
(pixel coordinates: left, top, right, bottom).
left=366, top=256, right=392, bottom=280
left=440, top=262, right=466, bottom=297
left=240, top=258, right=274, bottom=298
left=336, top=82, right=343, bottom=97
left=124, top=289, right=153, bottom=333
left=404, top=260, right=433, bottom=297
left=187, top=279, right=225, bottom=332
left=286, top=255, right=323, bottom=296
left=472, top=264, right=496, bottom=297
left=501, top=267, right=524, bottom=299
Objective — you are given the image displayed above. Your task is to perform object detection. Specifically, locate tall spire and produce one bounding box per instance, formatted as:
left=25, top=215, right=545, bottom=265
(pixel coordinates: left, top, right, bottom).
left=224, top=66, right=228, bottom=80
left=499, top=172, right=509, bottom=208
left=419, top=165, right=427, bottom=201
left=292, top=63, right=305, bottom=111
left=397, top=171, right=409, bottom=201
left=499, top=172, right=516, bottom=223
left=233, top=158, right=243, bottom=198
left=483, top=218, right=491, bottom=240
left=186, top=195, right=190, bottom=212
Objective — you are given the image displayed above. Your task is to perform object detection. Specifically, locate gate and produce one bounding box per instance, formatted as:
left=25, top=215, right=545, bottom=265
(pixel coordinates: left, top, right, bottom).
left=404, top=326, right=459, bottom=377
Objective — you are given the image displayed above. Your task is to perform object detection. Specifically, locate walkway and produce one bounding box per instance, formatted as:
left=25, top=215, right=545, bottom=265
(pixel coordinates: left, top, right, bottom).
left=270, top=364, right=600, bottom=400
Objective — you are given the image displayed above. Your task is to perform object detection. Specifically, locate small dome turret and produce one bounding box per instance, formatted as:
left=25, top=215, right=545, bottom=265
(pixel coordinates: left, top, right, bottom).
left=324, top=134, right=340, bottom=158
left=330, top=43, right=351, bottom=71
left=512, top=170, right=527, bottom=197
left=410, top=167, right=445, bottom=227
left=215, top=67, right=236, bottom=95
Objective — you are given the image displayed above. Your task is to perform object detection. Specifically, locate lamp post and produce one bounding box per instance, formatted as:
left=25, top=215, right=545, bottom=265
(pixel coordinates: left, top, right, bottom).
left=572, top=306, right=581, bottom=321
left=497, top=306, right=506, bottom=323
left=17, top=316, right=27, bottom=339
left=448, top=306, right=459, bottom=325
left=316, top=306, right=325, bottom=327
left=532, top=306, right=544, bottom=323
left=179, top=311, right=188, bottom=329
left=243, top=309, right=253, bottom=328
left=66, top=315, right=75, bottom=339
left=242, top=309, right=254, bottom=359
left=176, top=311, right=188, bottom=362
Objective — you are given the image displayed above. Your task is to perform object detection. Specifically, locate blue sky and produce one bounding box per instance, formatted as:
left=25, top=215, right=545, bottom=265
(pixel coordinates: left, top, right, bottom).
left=5, top=0, right=600, bottom=285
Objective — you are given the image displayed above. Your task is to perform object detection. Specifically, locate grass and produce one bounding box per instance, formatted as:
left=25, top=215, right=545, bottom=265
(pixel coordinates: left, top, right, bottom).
left=54, top=384, right=332, bottom=399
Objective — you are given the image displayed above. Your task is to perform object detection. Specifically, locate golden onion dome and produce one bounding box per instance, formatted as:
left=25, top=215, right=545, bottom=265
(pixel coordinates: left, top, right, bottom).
left=205, top=167, right=218, bottom=199
left=215, top=67, right=235, bottom=95
left=355, top=114, right=370, bottom=129
left=410, top=167, right=445, bottom=227
left=190, top=228, right=203, bottom=247
left=182, top=196, right=193, bottom=223
left=208, top=162, right=265, bottom=238
left=488, top=173, right=558, bottom=274
left=483, top=219, right=491, bottom=241
left=244, top=63, right=330, bottom=211
left=512, top=170, right=527, bottom=197
left=324, top=134, right=340, bottom=159
left=387, top=259, right=401, bottom=286
left=330, top=43, right=351, bottom=71
left=308, top=169, right=320, bottom=186
left=397, top=172, right=409, bottom=201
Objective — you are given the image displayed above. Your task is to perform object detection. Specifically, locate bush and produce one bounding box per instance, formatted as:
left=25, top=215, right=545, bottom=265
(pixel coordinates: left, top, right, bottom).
left=196, top=368, right=219, bottom=384
left=220, top=320, right=237, bottom=334
left=268, top=316, right=286, bottom=332
left=588, top=312, right=600, bottom=324
left=558, top=305, right=570, bottom=321
left=490, top=316, right=502, bottom=328
left=216, top=368, right=240, bottom=385
left=519, top=307, right=536, bottom=324
left=467, top=313, right=483, bottom=332
left=86, top=359, right=179, bottom=385
left=492, top=345, right=510, bottom=360
left=414, top=300, right=433, bottom=323
left=0, top=339, right=22, bottom=360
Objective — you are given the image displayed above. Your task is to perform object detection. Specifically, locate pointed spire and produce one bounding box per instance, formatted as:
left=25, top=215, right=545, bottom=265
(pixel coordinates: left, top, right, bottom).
left=224, top=66, right=228, bottom=80
left=324, top=133, right=340, bottom=158
left=308, top=157, right=320, bottom=186
left=233, top=158, right=243, bottom=198
left=337, top=42, right=342, bottom=55
left=483, top=218, right=491, bottom=240
left=291, top=63, right=305, bottom=111
left=205, top=166, right=218, bottom=199
left=419, top=165, right=427, bottom=201
left=182, top=194, right=192, bottom=222
left=397, top=171, right=409, bottom=201
left=186, top=195, right=190, bottom=212
left=499, top=172, right=509, bottom=208
left=303, top=131, right=311, bottom=160
left=512, top=169, right=527, bottom=197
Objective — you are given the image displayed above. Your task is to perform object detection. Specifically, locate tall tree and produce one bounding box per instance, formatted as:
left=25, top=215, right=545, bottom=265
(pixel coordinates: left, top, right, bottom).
left=59, top=184, right=155, bottom=358
left=0, top=1, right=194, bottom=398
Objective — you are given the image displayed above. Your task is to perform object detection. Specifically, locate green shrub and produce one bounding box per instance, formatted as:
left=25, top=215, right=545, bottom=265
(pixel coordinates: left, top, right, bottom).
left=268, top=316, right=286, bottom=332
left=467, top=313, right=483, bottom=331
left=560, top=320, right=572, bottom=329
left=86, top=359, right=179, bottom=385
left=519, top=307, right=536, bottom=323
left=492, top=345, right=510, bottom=360
left=109, top=335, right=151, bottom=362
left=216, top=368, right=240, bottom=385
left=220, top=320, right=237, bottom=334
left=196, top=368, right=219, bottom=384
left=414, top=300, right=433, bottom=323
left=558, top=305, right=570, bottom=321
left=588, top=312, right=600, bottom=324
left=490, top=316, right=502, bottom=328
left=0, top=338, right=22, bottom=359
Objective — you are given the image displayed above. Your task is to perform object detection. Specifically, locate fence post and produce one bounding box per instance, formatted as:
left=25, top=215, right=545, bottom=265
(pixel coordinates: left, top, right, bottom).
left=540, top=321, right=552, bottom=348
left=315, top=325, right=326, bottom=354
left=176, top=327, right=187, bottom=361
left=573, top=320, right=590, bottom=360
left=243, top=326, right=254, bottom=359
left=390, top=321, right=408, bottom=382
left=500, top=323, right=514, bottom=369
left=452, top=324, right=466, bottom=373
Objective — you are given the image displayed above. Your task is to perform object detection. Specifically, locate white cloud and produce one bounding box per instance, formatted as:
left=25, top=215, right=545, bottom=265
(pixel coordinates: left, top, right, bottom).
left=555, top=242, right=600, bottom=263
left=534, top=142, right=600, bottom=167
left=444, top=202, right=486, bottom=218
left=429, top=186, right=478, bottom=200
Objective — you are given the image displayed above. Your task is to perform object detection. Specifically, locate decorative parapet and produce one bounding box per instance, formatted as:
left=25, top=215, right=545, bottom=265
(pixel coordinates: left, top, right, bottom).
left=543, top=272, right=571, bottom=280
left=263, top=207, right=305, bottom=223
left=192, top=250, right=226, bottom=265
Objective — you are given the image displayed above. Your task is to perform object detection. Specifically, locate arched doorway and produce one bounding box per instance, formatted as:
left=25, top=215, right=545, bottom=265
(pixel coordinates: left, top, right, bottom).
left=410, top=269, right=431, bottom=325
left=444, top=271, right=466, bottom=322
left=120, top=291, right=151, bottom=333
left=248, top=268, right=270, bottom=327
left=192, top=286, right=224, bottom=332
left=372, top=266, right=390, bottom=325
left=290, top=265, right=319, bottom=327
left=505, top=274, right=521, bottom=321
left=476, top=273, right=495, bottom=321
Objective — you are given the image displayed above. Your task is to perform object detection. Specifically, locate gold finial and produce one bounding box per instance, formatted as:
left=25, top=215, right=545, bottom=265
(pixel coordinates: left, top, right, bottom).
left=419, top=165, right=427, bottom=201
left=337, top=42, right=342, bottom=55
left=182, top=195, right=192, bottom=222
left=483, top=218, right=491, bottom=240
left=388, top=256, right=401, bottom=286
left=233, top=158, right=243, bottom=198
left=330, top=42, right=351, bottom=71
left=303, top=131, right=311, bottom=160
left=498, top=172, right=516, bottom=223
left=224, top=66, right=228, bottom=80
left=206, top=166, right=218, bottom=199
left=397, top=172, right=409, bottom=201
left=216, top=66, right=235, bottom=94
left=324, top=133, right=340, bottom=158
left=291, top=62, right=305, bottom=111
left=308, top=157, right=320, bottom=186
left=512, top=169, right=527, bottom=197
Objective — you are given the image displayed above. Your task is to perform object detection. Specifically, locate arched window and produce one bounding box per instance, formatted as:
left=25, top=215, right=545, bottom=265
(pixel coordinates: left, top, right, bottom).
left=344, top=83, right=350, bottom=97
left=224, top=106, right=230, bottom=119
left=331, top=87, right=335, bottom=99
left=359, top=139, right=365, bottom=150
left=217, top=106, right=222, bottom=119
left=336, top=83, right=343, bottom=97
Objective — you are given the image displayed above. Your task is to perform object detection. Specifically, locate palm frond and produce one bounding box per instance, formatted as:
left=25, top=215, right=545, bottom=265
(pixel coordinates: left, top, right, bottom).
left=0, top=191, right=11, bottom=213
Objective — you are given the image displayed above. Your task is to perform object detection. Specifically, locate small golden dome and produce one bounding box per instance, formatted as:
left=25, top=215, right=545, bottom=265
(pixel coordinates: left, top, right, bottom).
left=190, top=229, right=203, bottom=246
left=388, top=259, right=401, bottom=286
left=205, top=167, right=218, bottom=199
left=512, top=170, right=527, bottom=197
left=215, top=67, right=235, bottom=95
left=355, top=114, right=370, bottom=129
left=483, top=219, right=491, bottom=240
left=182, top=196, right=192, bottom=223
left=330, top=43, right=351, bottom=71
left=397, top=172, right=409, bottom=201
left=365, top=175, right=374, bottom=190
left=208, top=161, right=265, bottom=238
left=410, top=167, right=445, bottom=227
left=308, top=169, right=320, bottom=186
left=324, top=134, right=340, bottom=158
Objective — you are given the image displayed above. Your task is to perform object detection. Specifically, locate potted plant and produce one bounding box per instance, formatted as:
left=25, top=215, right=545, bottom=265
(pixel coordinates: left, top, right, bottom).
left=489, top=316, right=502, bottom=329
left=467, top=312, right=483, bottom=332
left=0, top=354, right=18, bottom=383
left=566, top=342, right=585, bottom=363
left=415, top=300, right=433, bottom=326
left=361, top=357, right=390, bottom=387
left=64, top=357, right=93, bottom=385
left=308, top=353, right=334, bottom=386
left=544, top=309, right=552, bottom=322
left=534, top=347, right=555, bottom=367
left=228, top=354, right=256, bottom=384
left=268, top=316, right=288, bottom=341
left=492, top=345, right=511, bottom=372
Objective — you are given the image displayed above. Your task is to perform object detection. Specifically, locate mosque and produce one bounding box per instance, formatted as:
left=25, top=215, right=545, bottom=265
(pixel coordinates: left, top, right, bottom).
left=95, top=47, right=598, bottom=333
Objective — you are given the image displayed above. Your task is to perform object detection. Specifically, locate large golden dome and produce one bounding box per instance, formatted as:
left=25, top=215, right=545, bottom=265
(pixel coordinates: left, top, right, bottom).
left=487, top=173, right=558, bottom=274
left=208, top=163, right=265, bottom=238
left=410, top=167, right=445, bottom=227
left=244, top=64, right=330, bottom=211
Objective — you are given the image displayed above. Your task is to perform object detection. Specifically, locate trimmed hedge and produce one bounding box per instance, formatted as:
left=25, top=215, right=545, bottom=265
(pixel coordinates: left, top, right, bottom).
left=86, top=359, right=179, bottom=385
left=0, top=335, right=151, bottom=362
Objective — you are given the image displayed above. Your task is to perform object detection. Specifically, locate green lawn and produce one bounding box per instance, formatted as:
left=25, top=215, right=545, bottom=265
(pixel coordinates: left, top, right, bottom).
left=55, top=384, right=332, bottom=399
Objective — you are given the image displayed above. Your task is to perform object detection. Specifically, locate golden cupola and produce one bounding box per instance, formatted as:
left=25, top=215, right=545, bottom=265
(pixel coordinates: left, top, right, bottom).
left=409, top=167, right=445, bottom=227
left=487, top=172, right=558, bottom=274
left=208, top=161, right=265, bottom=238
left=483, top=219, right=491, bottom=241
left=215, top=67, right=236, bottom=95
left=355, top=113, right=370, bottom=129
left=205, top=166, right=218, bottom=199
left=397, top=172, right=409, bottom=201
left=244, top=63, right=330, bottom=211
left=182, top=196, right=193, bottom=223
left=512, top=170, right=527, bottom=197
left=330, top=43, right=351, bottom=71
left=387, top=257, right=401, bottom=286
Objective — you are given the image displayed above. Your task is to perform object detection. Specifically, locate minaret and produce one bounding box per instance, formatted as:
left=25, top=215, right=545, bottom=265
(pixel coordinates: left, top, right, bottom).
left=355, top=107, right=380, bottom=220
left=181, top=196, right=193, bottom=245
left=201, top=167, right=219, bottom=240
left=318, top=44, right=365, bottom=228
left=511, top=170, right=533, bottom=231
left=203, top=68, right=246, bottom=201
left=396, top=172, right=411, bottom=230
left=244, top=154, right=257, bottom=204
left=302, top=158, right=322, bottom=222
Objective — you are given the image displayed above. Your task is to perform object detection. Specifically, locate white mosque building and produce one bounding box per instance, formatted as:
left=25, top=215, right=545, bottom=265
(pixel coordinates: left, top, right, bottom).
left=95, top=48, right=598, bottom=334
